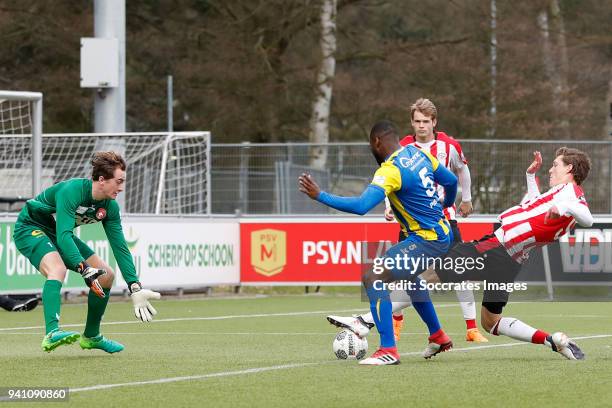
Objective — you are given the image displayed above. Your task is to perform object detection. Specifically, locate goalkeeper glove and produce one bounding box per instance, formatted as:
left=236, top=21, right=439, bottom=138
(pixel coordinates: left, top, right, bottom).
left=129, top=282, right=161, bottom=322
left=77, top=261, right=106, bottom=298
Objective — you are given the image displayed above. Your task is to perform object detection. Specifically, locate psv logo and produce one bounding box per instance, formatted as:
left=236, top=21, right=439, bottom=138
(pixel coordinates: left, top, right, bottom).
left=250, top=229, right=287, bottom=277
left=96, top=208, right=107, bottom=220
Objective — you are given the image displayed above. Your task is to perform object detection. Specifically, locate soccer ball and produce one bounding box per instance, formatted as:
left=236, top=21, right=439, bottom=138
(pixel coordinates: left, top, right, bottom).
left=332, top=329, right=368, bottom=360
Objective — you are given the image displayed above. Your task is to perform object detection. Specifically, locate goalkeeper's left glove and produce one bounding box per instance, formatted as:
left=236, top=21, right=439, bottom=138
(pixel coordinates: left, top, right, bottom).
left=129, top=282, right=161, bottom=322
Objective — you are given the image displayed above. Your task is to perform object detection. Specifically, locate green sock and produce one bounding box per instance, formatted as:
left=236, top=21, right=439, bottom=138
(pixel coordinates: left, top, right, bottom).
left=83, top=288, right=111, bottom=338
left=42, top=279, right=62, bottom=335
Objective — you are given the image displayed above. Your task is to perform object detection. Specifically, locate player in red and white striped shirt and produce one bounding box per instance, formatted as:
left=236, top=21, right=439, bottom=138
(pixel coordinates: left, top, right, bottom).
left=384, top=98, right=487, bottom=343
left=495, top=153, right=590, bottom=263
left=424, top=147, right=592, bottom=360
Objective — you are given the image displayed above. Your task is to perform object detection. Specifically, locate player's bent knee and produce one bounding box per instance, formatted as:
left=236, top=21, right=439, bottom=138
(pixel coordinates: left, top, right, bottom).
left=45, top=268, right=68, bottom=282
left=480, top=304, right=502, bottom=333
left=420, top=267, right=440, bottom=283
left=39, top=252, right=68, bottom=281
left=99, top=267, right=115, bottom=287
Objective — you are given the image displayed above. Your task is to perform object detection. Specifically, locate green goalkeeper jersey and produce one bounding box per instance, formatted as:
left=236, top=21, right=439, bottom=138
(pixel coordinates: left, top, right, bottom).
left=18, top=178, right=138, bottom=283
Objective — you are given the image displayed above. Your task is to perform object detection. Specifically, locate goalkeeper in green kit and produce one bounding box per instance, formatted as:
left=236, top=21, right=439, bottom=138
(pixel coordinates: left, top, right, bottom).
left=13, top=151, right=161, bottom=353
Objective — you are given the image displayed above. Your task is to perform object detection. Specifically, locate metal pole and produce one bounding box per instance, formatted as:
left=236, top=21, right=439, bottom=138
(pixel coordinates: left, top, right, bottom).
left=541, top=246, right=554, bottom=301
left=93, top=0, right=125, bottom=132
left=154, top=134, right=172, bottom=214
left=32, top=96, right=43, bottom=196
left=206, top=133, right=211, bottom=215
left=239, top=142, right=250, bottom=214
left=167, top=75, right=173, bottom=132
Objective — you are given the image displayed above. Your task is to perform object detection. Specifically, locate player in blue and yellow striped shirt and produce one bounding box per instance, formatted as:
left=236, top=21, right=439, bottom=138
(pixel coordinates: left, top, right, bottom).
left=299, top=120, right=457, bottom=365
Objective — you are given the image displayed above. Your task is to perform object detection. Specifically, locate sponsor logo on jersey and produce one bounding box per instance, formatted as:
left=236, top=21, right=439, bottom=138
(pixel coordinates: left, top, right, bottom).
left=76, top=206, right=95, bottom=215
left=399, top=153, right=424, bottom=169
left=96, top=208, right=107, bottom=220
left=31, top=230, right=44, bottom=237
left=251, top=229, right=286, bottom=277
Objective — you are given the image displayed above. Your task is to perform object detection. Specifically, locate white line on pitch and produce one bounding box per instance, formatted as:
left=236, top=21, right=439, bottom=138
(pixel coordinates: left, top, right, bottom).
left=0, top=304, right=459, bottom=332
left=69, top=334, right=612, bottom=394
left=0, top=308, right=368, bottom=332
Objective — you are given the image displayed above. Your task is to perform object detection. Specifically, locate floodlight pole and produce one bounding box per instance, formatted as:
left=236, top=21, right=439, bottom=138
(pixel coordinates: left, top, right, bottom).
left=94, top=0, right=125, bottom=133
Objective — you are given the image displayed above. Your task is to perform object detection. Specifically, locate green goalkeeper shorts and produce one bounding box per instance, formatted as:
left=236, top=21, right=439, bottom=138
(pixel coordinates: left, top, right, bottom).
left=13, top=220, right=95, bottom=271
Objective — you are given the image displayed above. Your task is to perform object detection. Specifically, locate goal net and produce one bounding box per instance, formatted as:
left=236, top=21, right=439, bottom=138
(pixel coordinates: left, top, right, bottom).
left=41, top=132, right=211, bottom=214
left=0, top=91, right=43, bottom=204
left=0, top=91, right=210, bottom=214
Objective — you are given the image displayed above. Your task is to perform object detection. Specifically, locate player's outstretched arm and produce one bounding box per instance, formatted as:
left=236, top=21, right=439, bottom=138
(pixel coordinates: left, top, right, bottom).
left=433, top=165, right=458, bottom=208
left=526, top=151, right=542, bottom=174
left=525, top=151, right=542, bottom=199
left=299, top=173, right=386, bottom=215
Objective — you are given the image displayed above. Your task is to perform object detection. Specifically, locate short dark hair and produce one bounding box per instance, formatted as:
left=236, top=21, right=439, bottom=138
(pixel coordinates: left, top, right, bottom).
left=369, top=120, right=399, bottom=141
left=91, top=151, right=127, bottom=181
left=555, top=147, right=591, bottom=185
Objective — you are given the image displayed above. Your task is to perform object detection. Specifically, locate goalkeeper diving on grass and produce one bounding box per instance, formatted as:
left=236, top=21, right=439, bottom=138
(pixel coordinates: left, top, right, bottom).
left=13, top=151, right=161, bottom=354
left=299, top=120, right=458, bottom=365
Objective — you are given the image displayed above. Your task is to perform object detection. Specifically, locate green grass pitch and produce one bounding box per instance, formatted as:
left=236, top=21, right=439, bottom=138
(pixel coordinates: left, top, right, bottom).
left=1, top=293, right=611, bottom=407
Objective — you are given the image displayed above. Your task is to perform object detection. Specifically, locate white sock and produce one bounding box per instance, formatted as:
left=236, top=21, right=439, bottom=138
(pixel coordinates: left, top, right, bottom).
left=455, top=289, right=476, bottom=320
left=361, top=301, right=412, bottom=324
left=490, top=317, right=536, bottom=343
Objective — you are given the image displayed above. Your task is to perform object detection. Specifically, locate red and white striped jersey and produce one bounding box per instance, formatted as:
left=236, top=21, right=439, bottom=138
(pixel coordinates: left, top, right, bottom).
left=400, top=132, right=468, bottom=220
left=494, top=182, right=592, bottom=263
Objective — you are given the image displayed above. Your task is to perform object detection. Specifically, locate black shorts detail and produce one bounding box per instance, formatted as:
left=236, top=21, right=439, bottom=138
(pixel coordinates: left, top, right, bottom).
left=435, top=234, right=521, bottom=283
left=449, top=220, right=462, bottom=245
left=434, top=234, right=521, bottom=307
left=482, top=300, right=507, bottom=315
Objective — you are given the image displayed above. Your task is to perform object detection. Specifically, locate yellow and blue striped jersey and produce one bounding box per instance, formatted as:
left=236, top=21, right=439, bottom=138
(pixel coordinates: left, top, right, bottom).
left=370, top=145, right=451, bottom=241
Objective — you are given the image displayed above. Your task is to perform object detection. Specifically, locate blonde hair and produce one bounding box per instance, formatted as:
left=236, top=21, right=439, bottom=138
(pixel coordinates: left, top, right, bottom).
left=410, top=98, right=438, bottom=121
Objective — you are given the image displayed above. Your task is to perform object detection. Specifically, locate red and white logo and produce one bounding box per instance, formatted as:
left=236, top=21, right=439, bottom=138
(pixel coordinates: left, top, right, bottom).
left=96, top=208, right=107, bottom=220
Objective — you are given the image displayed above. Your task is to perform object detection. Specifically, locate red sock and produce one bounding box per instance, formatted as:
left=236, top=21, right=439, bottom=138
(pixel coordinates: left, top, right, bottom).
left=393, top=314, right=404, bottom=321
left=465, top=319, right=477, bottom=330
left=429, top=329, right=445, bottom=340
left=531, top=330, right=549, bottom=344
left=380, top=346, right=399, bottom=356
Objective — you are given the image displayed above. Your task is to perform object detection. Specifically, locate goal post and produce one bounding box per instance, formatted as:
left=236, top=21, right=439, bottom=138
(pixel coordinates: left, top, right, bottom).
left=0, top=90, right=43, bottom=197
left=39, top=132, right=211, bottom=215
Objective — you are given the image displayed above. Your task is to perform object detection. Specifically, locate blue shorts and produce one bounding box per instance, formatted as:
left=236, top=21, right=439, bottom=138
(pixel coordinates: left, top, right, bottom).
left=382, top=234, right=451, bottom=281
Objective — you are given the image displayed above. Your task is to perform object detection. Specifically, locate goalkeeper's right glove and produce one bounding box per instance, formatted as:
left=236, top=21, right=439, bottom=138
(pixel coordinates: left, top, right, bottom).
left=77, top=261, right=106, bottom=298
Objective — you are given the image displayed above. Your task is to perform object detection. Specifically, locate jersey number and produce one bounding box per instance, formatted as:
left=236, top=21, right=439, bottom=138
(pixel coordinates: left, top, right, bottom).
left=419, top=167, right=436, bottom=197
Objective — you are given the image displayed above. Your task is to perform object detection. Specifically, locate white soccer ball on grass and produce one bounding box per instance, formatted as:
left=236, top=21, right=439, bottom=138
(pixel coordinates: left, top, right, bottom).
left=333, top=329, right=368, bottom=360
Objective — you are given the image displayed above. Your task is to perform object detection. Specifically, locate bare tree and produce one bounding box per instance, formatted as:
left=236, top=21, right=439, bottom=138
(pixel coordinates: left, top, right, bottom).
left=488, top=0, right=497, bottom=138
left=549, top=0, right=570, bottom=138
left=537, top=6, right=567, bottom=138
left=308, top=0, right=337, bottom=170
left=607, top=78, right=612, bottom=137
left=537, top=0, right=570, bottom=139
